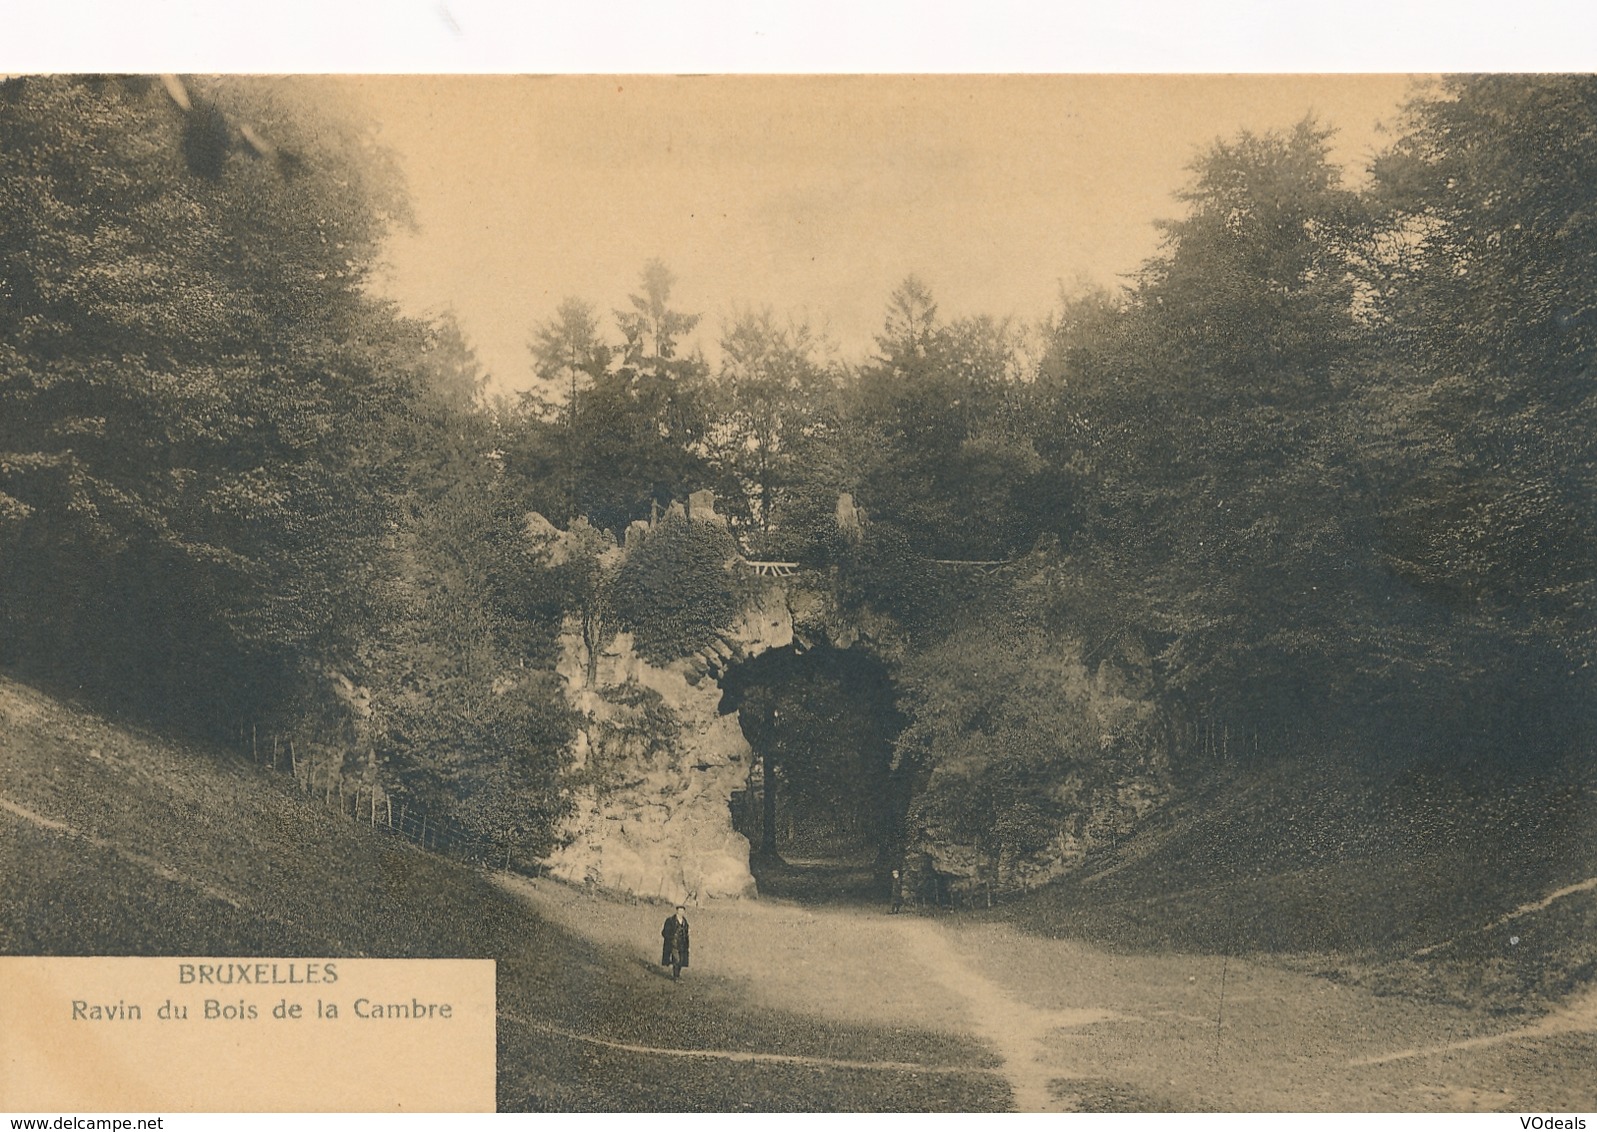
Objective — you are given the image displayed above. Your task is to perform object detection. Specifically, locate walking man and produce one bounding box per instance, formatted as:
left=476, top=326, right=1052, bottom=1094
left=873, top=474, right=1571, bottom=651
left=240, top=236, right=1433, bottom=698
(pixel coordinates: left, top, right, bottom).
left=661, top=904, right=690, bottom=980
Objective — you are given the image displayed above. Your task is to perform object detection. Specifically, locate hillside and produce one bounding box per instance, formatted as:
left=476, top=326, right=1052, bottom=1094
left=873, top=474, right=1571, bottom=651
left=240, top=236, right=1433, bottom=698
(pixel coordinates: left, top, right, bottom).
left=0, top=674, right=1003, bottom=1112
left=6, top=670, right=1595, bottom=1112
left=1001, top=749, right=1597, bottom=1017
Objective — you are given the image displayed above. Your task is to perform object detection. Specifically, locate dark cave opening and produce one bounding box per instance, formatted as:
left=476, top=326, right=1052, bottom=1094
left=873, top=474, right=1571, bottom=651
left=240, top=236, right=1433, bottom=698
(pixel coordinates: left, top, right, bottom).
left=718, top=643, right=910, bottom=903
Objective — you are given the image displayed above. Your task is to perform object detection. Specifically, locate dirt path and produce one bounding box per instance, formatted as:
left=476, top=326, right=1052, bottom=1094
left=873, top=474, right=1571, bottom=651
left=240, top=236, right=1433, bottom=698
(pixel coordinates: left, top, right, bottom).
left=883, top=915, right=1114, bottom=1110
left=0, top=792, right=253, bottom=913
left=499, top=875, right=1597, bottom=1112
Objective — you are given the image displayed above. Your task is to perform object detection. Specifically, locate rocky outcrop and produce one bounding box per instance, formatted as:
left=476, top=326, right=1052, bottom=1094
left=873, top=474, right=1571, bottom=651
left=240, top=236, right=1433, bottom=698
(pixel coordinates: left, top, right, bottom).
left=542, top=562, right=799, bottom=902
left=529, top=487, right=917, bottom=903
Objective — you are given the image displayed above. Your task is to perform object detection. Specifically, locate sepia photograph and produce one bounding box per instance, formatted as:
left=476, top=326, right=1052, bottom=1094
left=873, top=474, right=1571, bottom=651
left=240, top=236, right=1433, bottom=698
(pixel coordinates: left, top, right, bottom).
left=2, top=61, right=1596, bottom=1115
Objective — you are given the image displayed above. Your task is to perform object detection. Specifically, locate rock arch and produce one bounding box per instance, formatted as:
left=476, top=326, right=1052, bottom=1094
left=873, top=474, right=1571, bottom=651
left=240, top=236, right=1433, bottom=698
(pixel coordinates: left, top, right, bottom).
left=536, top=500, right=900, bottom=903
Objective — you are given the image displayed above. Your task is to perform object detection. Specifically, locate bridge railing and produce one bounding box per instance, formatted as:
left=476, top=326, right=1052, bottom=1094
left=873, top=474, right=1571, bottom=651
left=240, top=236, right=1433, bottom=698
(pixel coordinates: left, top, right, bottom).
left=738, top=559, right=801, bottom=577
left=737, top=558, right=1016, bottom=577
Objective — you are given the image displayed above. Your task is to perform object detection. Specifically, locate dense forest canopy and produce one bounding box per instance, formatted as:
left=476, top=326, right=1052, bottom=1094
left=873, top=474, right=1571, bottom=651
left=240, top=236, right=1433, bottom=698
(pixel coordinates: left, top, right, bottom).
left=3, top=74, right=1594, bottom=865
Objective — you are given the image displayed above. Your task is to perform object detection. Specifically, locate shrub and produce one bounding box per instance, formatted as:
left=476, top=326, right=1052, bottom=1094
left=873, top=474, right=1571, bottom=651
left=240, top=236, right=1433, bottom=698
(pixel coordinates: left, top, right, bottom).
left=609, top=514, right=740, bottom=664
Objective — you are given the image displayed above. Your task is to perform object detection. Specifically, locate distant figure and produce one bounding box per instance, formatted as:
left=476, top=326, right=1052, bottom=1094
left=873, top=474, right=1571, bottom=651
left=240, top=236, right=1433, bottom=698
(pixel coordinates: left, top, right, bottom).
left=890, top=869, right=903, bottom=914
left=661, top=905, right=690, bottom=980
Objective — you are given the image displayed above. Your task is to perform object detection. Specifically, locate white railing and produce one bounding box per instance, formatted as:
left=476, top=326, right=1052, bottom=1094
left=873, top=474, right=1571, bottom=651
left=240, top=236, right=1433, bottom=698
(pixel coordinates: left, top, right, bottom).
left=739, top=559, right=801, bottom=577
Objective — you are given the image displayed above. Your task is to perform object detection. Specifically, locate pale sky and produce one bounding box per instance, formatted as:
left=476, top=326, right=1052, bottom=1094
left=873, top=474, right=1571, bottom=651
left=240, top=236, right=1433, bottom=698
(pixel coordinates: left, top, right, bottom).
left=342, top=75, right=1418, bottom=395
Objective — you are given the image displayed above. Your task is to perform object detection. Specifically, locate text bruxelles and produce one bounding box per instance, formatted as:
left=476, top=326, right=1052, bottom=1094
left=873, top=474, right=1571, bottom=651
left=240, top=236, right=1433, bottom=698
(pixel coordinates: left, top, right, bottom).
left=177, top=962, right=337, bottom=985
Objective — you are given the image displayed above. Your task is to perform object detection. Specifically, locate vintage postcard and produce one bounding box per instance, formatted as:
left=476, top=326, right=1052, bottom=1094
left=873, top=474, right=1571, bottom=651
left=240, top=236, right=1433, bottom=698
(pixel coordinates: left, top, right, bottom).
left=1, top=70, right=1594, bottom=1116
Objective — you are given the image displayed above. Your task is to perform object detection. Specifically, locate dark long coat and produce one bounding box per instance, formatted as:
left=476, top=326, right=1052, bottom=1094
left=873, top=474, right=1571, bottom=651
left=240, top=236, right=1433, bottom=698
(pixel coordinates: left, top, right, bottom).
left=660, top=913, right=690, bottom=968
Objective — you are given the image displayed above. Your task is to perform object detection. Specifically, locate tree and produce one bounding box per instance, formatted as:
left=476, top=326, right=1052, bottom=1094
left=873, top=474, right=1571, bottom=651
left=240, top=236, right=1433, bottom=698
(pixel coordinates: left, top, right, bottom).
left=346, top=311, right=585, bottom=857
left=533, top=516, right=618, bottom=684
left=1141, top=118, right=1368, bottom=404
left=616, top=258, right=701, bottom=365
left=897, top=619, right=1115, bottom=883
left=526, top=297, right=612, bottom=519
left=1363, top=75, right=1597, bottom=753
left=876, top=274, right=940, bottom=364
left=851, top=279, right=1048, bottom=560
left=705, top=308, right=836, bottom=537
left=531, top=297, right=611, bottom=406
left=363, top=460, right=577, bottom=858
left=1372, top=77, right=1597, bottom=646
left=608, top=512, right=739, bottom=665
left=1051, top=118, right=1391, bottom=748
left=0, top=75, right=584, bottom=854
left=503, top=263, right=715, bottom=534
left=0, top=75, right=422, bottom=731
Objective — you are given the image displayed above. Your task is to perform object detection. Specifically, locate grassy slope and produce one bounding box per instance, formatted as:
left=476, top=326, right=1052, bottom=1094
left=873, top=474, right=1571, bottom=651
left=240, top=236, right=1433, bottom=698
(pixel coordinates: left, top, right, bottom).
left=0, top=675, right=1004, bottom=1112
left=999, top=750, right=1597, bottom=1017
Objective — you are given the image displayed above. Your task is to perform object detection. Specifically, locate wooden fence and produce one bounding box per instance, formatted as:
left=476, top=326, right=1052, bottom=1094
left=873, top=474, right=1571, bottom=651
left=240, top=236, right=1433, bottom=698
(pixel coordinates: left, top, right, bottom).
left=234, top=724, right=532, bottom=872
